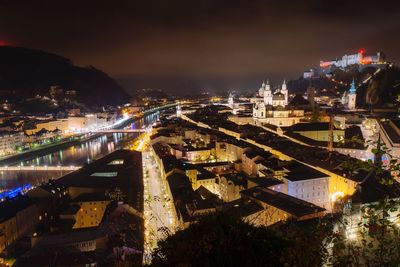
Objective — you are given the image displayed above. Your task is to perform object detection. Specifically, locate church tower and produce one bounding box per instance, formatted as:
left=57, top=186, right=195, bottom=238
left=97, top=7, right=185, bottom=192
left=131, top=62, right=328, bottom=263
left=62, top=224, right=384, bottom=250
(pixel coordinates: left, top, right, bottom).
left=253, top=102, right=266, bottom=118
left=228, top=93, right=234, bottom=108
left=176, top=103, right=182, bottom=117
left=263, top=80, right=273, bottom=105
left=259, top=82, right=266, bottom=97
left=347, top=79, right=357, bottom=110
left=281, top=79, right=288, bottom=106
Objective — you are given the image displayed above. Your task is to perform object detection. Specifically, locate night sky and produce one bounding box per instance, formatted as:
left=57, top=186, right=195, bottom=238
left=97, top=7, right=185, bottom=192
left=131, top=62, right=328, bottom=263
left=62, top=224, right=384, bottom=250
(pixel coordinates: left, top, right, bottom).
left=1, top=0, right=400, bottom=94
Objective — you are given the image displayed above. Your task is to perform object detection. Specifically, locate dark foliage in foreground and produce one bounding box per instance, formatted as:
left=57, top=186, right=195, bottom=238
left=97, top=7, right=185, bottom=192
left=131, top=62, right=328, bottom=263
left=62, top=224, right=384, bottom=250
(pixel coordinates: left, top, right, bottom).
left=150, top=212, right=327, bottom=267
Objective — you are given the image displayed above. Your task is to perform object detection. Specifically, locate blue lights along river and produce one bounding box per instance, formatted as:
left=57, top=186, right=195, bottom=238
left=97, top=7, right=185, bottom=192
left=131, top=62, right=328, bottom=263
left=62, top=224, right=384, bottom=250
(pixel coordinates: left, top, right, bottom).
left=0, top=112, right=160, bottom=192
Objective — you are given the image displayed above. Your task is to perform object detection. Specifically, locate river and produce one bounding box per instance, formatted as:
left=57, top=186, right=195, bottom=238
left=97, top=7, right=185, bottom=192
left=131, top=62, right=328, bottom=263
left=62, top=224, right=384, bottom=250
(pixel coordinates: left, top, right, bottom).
left=0, top=112, right=160, bottom=191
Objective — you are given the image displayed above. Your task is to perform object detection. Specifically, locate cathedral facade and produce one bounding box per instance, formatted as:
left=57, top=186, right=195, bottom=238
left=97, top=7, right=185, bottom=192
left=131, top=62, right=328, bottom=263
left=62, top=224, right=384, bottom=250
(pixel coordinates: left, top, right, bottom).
left=253, top=80, right=305, bottom=127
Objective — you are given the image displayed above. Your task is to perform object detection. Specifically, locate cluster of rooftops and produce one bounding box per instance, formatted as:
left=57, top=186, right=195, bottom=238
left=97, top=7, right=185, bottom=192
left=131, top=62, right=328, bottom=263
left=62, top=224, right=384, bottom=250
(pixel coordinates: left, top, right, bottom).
left=186, top=111, right=370, bottom=183
left=0, top=149, right=144, bottom=265
left=151, top=117, right=333, bottom=224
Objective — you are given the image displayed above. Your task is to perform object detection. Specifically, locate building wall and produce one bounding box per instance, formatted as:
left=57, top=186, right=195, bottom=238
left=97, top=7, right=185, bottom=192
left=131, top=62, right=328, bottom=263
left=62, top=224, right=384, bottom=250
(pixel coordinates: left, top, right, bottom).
left=72, top=201, right=110, bottom=229
left=184, top=130, right=196, bottom=139
left=228, top=115, right=254, bottom=125
left=241, top=155, right=262, bottom=176
left=294, top=129, right=344, bottom=142
left=334, top=147, right=371, bottom=161
left=255, top=117, right=304, bottom=127
left=0, top=204, right=39, bottom=252
left=34, top=119, right=69, bottom=133
left=150, top=135, right=182, bottom=146
left=67, top=116, right=87, bottom=132
left=75, top=236, right=108, bottom=252
left=16, top=204, right=39, bottom=238
left=285, top=177, right=330, bottom=209
left=0, top=132, right=25, bottom=155
left=380, top=123, right=400, bottom=159
left=186, top=149, right=211, bottom=162
left=242, top=197, right=291, bottom=226
left=194, top=178, right=216, bottom=192
left=215, top=142, right=240, bottom=162
left=185, top=169, right=198, bottom=187
left=329, top=174, right=358, bottom=202
left=0, top=217, right=18, bottom=252
left=219, top=176, right=244, bottom=202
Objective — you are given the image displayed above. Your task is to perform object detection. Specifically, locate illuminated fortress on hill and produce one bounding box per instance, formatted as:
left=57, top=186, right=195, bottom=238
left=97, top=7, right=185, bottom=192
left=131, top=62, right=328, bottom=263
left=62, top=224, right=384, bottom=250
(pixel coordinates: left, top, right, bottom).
left=319, top=50, right=386, bottom=69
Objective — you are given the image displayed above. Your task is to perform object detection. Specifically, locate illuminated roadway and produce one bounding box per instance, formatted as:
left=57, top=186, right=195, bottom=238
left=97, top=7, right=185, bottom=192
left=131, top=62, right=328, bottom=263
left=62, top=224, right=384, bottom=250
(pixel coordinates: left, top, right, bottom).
left=142, top=149, right=174, bottom=264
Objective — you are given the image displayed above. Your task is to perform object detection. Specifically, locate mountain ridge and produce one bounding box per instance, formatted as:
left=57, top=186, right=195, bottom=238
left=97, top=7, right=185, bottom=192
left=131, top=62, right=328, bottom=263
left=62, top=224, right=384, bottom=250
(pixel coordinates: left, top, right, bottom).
left=0, top=46, right=131, bottom=107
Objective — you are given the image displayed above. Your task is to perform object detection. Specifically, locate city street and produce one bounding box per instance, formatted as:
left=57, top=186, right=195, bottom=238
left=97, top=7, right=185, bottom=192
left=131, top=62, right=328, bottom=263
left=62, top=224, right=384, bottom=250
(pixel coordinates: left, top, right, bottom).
left=142, top=149, right=174, bottom=263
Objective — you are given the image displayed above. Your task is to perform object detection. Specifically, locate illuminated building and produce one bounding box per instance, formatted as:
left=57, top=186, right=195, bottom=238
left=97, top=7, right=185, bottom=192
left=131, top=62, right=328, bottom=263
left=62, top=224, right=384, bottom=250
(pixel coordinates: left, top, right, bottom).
left=176, top=104, right=182, bottom=117
left=0, top=131, right=25, bottom=156
left=252, top=104, right=305, bottom=127
left=252, top=80, right=305, bottom=127
left=228, top=93, right=234, bottom=108
left=60, top=193, right=110, bottom=229
left=257, top=80, right=288, bottom=107
left=262, top=80, right=273, bottom=105
left=287, top=122, right=345, bottom=143
left=320, top=50, right=385, bottom=69
left=25, top=119, right=69, bottom=135
left=240, top=186, right=325, bottom=226
left=0, top=196, right=39, bottom=253
left=281, top=162, right=330, bottom=209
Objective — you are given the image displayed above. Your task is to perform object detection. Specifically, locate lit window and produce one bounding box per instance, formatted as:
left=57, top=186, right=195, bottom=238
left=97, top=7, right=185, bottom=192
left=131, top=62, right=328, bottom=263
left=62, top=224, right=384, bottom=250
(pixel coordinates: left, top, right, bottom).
left=90, top=172, right=118, bottom=177
left=108, top=159, right=124, bottom=165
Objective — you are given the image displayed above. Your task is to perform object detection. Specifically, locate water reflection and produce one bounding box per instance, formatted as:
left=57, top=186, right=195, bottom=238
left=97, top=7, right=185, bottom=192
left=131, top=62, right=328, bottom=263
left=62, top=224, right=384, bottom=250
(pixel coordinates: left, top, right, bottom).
left=0, top=113, right=160, bottom=191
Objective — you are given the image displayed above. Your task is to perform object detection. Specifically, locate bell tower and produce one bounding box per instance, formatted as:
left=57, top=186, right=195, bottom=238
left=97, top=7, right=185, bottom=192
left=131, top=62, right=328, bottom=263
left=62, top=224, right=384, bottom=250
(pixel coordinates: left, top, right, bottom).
left=347, top=79, right=357, bottom=110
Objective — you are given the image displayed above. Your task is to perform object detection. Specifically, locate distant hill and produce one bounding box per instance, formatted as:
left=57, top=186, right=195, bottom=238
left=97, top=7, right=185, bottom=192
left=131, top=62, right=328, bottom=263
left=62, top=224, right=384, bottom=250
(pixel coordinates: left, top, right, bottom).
left=0, top=46, right=130, bottom=107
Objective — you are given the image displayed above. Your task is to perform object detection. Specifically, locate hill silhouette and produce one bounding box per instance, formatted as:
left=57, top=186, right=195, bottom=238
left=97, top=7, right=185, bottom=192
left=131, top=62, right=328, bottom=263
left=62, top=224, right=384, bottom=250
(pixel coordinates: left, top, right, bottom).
left=0, top=46, right=130, bottom=107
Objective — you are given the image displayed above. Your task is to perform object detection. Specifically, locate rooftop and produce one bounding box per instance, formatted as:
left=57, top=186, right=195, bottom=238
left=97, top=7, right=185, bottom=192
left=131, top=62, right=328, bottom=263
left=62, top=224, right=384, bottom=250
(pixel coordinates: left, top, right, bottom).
left=0, top=195, right=36, bottom=223
left=283, top=162, right=329, bottom=182
left=380, top=119, right=400, bottom=145
left=289, top=122, right=341, bottom=132
left=72, top=192, right=109, bottom=203
left=241, top=186, right=325, bottom=218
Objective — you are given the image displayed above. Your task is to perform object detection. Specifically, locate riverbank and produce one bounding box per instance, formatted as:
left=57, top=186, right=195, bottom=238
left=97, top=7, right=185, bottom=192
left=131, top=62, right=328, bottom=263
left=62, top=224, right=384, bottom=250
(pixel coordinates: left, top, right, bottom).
left=0, top=105, right=173, bottom=167
left=0, top=115, right=141, bottom=166
left=0, top=136, right=83, bottom=166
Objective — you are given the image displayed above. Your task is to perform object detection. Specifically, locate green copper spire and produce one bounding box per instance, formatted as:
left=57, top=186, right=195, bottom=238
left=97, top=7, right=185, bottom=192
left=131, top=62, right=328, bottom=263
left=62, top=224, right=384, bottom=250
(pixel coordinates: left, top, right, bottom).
left=349, top=78, right=356, bottom=94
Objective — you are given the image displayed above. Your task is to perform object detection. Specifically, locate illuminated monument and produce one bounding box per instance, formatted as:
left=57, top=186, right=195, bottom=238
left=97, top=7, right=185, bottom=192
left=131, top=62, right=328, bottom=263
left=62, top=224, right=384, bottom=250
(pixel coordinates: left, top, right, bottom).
left=320, top=49, right=385, bottom=69
left=253, top=80, right=304, bottom=127
left=256, top=80, right=288, bottom=108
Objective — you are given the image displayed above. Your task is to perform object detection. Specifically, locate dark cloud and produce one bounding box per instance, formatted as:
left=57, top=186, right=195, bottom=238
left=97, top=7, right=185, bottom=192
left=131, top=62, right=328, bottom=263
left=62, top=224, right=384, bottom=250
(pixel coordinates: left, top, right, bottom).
left=1, top=0, right=400, bottom=94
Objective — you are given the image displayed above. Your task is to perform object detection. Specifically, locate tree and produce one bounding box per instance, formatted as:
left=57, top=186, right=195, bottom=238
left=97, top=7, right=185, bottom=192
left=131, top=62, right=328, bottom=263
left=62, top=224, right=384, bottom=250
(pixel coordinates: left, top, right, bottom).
left=325, top=140, right=400, bottom=266
left=150, top=213, right=292, bottom=267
